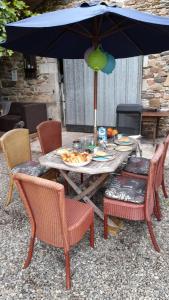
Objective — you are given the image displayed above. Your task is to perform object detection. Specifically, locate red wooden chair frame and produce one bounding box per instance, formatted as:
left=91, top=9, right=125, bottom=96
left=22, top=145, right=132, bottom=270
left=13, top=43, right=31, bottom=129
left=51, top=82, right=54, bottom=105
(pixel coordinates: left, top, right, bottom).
left=37, top=120, right=84, bottom=185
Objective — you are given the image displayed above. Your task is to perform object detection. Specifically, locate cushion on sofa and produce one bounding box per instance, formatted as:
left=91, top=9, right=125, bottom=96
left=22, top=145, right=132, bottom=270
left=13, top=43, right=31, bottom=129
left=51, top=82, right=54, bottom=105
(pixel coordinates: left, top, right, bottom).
left=8, top=102, right=23, bottom=115
left=0, top=115, right=21, bottom=131
left=0, top=102, right=47, bottom=133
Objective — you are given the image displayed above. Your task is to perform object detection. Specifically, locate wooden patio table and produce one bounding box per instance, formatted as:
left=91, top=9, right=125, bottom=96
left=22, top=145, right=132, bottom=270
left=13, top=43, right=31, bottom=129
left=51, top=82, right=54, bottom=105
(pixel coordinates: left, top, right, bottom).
left=39, top=142, right=137, bottom=227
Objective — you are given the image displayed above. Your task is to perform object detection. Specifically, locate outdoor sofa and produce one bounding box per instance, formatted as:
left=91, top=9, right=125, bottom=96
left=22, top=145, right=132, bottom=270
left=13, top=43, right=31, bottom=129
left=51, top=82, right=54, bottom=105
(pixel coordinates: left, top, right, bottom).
left=0, top=102, right=47, bottom=133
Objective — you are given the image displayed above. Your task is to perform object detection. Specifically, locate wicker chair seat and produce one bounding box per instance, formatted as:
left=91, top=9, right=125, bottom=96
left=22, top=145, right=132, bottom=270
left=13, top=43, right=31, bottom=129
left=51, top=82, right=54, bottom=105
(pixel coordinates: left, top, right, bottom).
left=66, top=199, right=94, bottom=246
left=123, top=157, right=150, bottom=175
left=105, top=175, right=146, bottom=204
left=11, top=161, right=49, bottom=177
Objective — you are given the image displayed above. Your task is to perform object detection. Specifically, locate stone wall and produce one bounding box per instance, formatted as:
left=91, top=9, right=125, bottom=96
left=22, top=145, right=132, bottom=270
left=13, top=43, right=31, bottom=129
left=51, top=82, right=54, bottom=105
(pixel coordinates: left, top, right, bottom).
left=0, top=54, right=61, bottom=120
left=124, top=0, right=169, bottom=135
left=37, top=0, right=124, bottom=11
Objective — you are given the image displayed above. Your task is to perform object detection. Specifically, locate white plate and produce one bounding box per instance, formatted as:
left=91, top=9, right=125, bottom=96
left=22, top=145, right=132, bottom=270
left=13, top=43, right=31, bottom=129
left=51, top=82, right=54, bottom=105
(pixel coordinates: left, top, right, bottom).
left=62, top=159, right=92, bottom=167
left=115, top=146, right=133, bottom=152
left=114, top=137, right=134, bottom=146
left=115, top=139, right=134, bottom=146
left=92, top=156, right=114, bottom=162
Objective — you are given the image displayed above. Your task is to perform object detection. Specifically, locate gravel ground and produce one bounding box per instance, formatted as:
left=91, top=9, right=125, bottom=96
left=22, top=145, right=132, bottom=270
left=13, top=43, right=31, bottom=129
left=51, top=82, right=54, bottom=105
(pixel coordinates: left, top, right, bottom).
left=1, top=140, right=169, bottom=300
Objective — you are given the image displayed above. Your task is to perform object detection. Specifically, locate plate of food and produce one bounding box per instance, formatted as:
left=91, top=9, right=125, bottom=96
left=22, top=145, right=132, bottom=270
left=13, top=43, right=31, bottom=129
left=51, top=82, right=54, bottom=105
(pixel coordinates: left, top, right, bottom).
left=93, top=150, right=108, bottom=157
left=115, top=145, right=133, bottom=152
left=61, top=151, right=92, bottom=167
left=115, top=136, right=134, bottom=146
left=56, top=147, right=72, bottom=156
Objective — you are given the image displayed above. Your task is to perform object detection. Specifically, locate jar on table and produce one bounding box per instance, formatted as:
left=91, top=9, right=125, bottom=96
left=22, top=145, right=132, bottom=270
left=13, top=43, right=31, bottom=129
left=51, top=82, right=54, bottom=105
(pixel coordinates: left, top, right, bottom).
left=72, top=140, right=81, bottom=151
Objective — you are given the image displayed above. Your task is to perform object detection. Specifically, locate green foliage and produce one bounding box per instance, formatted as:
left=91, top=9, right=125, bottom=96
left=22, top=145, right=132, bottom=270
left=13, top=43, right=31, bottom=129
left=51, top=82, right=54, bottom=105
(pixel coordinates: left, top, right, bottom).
left=0, top=0, right=33, bottom=57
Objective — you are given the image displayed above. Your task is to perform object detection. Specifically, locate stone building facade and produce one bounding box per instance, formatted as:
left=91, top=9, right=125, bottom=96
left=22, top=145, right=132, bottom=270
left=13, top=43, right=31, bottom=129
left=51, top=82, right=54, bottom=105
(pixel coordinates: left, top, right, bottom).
left=0, top=54, right=61, bottom=120
left=124, top=0, right=169, bottom=135
left=0, top=0, right=169, bottom=134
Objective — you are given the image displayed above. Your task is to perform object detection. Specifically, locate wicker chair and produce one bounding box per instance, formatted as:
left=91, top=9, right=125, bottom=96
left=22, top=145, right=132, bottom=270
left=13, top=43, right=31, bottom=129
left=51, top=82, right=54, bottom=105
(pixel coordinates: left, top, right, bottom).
left=37, top=120, right=83, bottom=185
left=0, top=129, right=53, bottom=206
left=37, top=120, right=62, bottom=154
left=104, top=144, right=164, bottom=252
left=13, top=173, right=94, bottom=289
left=122, top=134, right=169, bottom=200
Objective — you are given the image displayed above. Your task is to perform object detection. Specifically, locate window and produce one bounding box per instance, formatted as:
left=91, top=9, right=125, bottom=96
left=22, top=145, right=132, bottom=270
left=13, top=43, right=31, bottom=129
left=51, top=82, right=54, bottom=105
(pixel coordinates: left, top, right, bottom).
left=24, top=55, right=37, bottom=79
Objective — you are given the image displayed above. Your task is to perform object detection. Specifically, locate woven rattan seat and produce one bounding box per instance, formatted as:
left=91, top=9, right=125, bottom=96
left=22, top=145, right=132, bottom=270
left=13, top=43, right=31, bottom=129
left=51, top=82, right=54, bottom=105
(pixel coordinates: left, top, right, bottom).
left=0, top=129, right=53, bottom=206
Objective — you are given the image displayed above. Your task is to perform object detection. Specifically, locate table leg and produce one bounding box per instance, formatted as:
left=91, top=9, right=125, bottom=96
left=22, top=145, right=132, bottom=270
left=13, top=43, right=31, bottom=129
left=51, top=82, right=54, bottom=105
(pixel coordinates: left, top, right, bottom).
left=60, top=170, right=118, bottom=228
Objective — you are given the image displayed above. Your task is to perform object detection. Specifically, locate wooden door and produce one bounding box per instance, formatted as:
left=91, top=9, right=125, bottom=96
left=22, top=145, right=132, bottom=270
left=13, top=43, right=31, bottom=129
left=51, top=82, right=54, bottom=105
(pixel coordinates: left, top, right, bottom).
left=64, top=57, right=143, bottom=131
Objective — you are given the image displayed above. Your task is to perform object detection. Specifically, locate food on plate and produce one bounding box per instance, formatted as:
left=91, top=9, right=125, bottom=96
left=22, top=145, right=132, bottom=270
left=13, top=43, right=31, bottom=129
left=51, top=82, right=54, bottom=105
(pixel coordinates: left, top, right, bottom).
left=116, top=145, right=133, bottom=152
left=57, top=148, right=71, bottom=155
left=118, top=136, right=129, bottom=143
left=94, top=150, right=107, bottom=157
left=61, top=152, right=91, bottom=164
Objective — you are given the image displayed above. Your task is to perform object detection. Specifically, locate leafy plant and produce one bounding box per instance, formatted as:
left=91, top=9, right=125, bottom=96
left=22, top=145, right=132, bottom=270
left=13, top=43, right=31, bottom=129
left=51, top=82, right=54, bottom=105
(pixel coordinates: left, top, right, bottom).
left=0, top=0, right=33, bottom=56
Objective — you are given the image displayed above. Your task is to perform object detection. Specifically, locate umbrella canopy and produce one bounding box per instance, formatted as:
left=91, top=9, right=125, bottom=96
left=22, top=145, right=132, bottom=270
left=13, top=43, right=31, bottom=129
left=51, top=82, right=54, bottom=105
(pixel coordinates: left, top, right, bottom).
left=2, top=3, right=169, bottom=139
left=2, top=4, right=169, bottom=58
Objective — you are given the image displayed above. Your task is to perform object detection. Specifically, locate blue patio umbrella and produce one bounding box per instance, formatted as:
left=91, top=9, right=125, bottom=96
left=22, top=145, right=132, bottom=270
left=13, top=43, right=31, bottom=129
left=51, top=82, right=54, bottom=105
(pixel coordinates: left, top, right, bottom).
left=2, top=2, right=169, bottom=137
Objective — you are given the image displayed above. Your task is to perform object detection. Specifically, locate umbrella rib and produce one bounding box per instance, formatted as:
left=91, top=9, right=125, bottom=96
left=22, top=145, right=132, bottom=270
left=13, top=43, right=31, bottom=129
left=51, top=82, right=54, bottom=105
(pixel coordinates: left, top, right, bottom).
left=107, top=15, right=144, bottom=54
left=118, top=30, right=144, bottom=55
left=67, top=25, right=92, bottom=38
left=75, top=23, right=93, bottom=36
left=100, top=23, right=135, bottom=39
left=39, top=29, right=69, bottom=56
left=98, top=15, right=104, bottom=36
left=141, top=21, right=169, bottom=38
left=99, top=15, right=134, bottom=39
left=39, top=25, right=92, bottom=55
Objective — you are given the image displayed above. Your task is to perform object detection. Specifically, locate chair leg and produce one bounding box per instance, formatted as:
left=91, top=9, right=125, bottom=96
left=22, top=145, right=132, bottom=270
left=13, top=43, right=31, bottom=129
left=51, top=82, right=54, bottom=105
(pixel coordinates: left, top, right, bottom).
left=161, top=178, right=168, bottom=198
left=5, top=176, right=14, bottom=206
left=90, top=222, right=94, bottom=248
left=23, top=236, right=35, bottom=269
left=64, top=251, right=71, bottom=289
left=81, top=173, right=83, bottom=184
left=146, top=220, right=160, bottom=252
left=153, top=202, right=160, bottom=221
left=104, top=214, right=108, bottom=239
left=155, top=191, right=162, bottom=221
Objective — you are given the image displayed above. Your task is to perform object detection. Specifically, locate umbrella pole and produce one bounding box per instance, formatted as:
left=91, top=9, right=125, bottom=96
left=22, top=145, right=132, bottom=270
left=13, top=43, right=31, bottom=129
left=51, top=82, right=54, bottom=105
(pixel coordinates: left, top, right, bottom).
left=94, top=71, right=98, bottom=144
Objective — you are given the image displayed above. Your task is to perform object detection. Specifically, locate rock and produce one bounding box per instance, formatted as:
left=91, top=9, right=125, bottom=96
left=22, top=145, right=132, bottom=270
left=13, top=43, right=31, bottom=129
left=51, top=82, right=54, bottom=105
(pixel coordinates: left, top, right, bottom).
left=164, top=75, right=169, bottom=87
left=154, top=76, right=166, bottom=83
